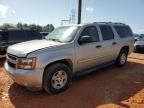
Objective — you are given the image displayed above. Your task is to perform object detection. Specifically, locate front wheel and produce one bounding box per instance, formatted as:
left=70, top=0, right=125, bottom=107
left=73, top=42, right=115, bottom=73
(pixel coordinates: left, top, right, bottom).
left=43, top=63, right=72, bottom=94
left=116, top=49, right=128, bottom=66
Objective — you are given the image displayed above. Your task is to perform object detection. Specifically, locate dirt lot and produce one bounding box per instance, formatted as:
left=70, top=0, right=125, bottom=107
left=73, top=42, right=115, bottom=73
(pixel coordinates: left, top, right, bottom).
left=0, top=53, right=144, bottom=108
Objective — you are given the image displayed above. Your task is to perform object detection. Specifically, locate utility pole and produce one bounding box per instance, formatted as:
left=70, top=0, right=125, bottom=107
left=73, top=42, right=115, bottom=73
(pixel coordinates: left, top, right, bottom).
left=78, top=0, right=82, bottom=24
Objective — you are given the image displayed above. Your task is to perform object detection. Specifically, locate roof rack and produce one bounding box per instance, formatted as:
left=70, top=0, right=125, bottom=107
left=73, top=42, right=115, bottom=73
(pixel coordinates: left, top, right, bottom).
left=114, top=22, right=126, bottom=25
left=93, top=22, right=112, bottom=24
left=93, top=22, right=126, bottom=25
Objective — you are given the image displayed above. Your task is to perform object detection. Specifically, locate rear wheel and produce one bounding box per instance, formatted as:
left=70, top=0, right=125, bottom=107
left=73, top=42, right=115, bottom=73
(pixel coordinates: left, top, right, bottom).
left=43, top=63, right=72, bottom=94
left=116, top=49, right=128, bottom=66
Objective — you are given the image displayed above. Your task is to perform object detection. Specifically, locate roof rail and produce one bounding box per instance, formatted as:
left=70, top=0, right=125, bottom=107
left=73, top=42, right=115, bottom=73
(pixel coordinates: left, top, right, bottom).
left=93, top=22, right=126, bottom=25
left=114, top=22, right=126, bottom=25
left=93, top=22, right=112, bottom=24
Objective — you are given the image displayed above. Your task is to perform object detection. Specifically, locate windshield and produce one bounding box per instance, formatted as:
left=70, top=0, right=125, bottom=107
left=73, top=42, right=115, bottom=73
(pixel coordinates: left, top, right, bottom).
left=45, top=26, right=80, bottom=42
left=0, top=32, right=8, bottom=44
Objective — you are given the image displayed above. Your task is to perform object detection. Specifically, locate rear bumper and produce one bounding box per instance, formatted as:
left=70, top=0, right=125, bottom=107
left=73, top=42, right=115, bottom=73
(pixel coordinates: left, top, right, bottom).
left=4, top=62, right=44, bottom=91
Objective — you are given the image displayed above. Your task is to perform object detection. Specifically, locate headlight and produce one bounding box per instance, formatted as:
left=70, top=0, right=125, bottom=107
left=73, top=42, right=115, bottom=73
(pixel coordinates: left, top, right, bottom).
left=16, top=58, right=36, bottom=70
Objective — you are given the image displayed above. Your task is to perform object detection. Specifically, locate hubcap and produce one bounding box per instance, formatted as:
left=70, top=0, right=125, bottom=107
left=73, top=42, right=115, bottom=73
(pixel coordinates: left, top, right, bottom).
left=51, top=70, right=68, bottom=89
left=120, top=53, right=126, bottom=64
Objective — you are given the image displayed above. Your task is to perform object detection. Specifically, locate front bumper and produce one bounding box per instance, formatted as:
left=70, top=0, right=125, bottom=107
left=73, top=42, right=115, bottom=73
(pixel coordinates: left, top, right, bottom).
left=4, top=62, right=43, bottom=91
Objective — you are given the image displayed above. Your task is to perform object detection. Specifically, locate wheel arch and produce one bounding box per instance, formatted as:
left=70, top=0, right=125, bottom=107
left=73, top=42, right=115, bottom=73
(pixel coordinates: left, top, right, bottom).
left=120, top=46, right=129, bottom=53
left=43, top=59, right=73, bottom=75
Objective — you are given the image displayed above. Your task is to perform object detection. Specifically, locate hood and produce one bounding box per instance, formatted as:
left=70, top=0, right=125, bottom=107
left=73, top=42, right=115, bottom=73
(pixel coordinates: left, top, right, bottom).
left=135, top=41, right=144, bottom=46
left=7, top=39, right=64, bottom=57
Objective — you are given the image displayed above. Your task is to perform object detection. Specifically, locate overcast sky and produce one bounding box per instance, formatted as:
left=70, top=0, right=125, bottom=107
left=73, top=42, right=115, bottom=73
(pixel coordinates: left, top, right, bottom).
left=0, top=0, right=144, bottom=33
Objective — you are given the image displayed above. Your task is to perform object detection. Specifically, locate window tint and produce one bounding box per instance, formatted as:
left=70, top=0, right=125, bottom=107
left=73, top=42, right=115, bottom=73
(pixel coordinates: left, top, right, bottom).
left=100, top=25, right=114, bottom=40
left=80, top=26, right=100, bottom=42
left=9, top=30, right=26, bottom=42
left=26, top=30, right=42, bottom=40
left=114, top=26, right=133, bottom=38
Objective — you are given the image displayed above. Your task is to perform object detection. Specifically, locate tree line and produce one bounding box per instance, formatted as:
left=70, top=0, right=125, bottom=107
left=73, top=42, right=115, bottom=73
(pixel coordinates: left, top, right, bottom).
left=0, top=22, right=55, bottom=32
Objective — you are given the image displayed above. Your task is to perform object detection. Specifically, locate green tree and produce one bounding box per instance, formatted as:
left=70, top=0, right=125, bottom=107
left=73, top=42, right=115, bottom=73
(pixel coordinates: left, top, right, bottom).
left=0, top=23, right=54, bottom=32
left=49, top=24, right=55, bottom=32
left=36, top=25, right=43, bottom=32
left=23, top=24, right=28, bottom=28
left=43, top=24, right=55, bottom=32
left=17, top=22, right=23, bottom=28
left=29, top=24, right=37, bottom=30
left=0, top=23, right=15, bottom=29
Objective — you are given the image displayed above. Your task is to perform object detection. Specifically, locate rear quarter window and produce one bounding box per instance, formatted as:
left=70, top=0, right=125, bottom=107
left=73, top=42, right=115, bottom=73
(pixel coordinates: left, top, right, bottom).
left=100, top=25, right=114, bottom=40
left=114, top=26, right=133, bottom=38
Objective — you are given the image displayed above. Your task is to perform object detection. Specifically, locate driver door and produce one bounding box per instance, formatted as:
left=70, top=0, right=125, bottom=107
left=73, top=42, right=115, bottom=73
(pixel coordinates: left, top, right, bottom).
left=76, top=25, right=104, bottom=71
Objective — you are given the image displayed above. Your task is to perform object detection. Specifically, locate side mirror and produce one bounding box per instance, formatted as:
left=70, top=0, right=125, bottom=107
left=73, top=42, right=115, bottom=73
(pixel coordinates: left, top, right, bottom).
left=79, top=36, right=92, bottom=45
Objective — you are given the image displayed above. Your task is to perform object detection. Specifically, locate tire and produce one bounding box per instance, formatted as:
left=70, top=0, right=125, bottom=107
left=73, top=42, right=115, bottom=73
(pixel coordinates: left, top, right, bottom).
left=43, top=63, right=72, bottom=94
left=116, top=49, right=128, bottom=67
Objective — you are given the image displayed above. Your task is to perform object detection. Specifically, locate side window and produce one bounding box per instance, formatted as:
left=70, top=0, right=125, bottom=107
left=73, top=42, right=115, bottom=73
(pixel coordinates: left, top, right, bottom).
left=80, top=26, right=100, bottom=42
left=114, top=26, right=133, bottom=38
left=26, top=30, right=42, bottom=40
left=100, top=25, right=114, bottom=40
left=9, top=30, right=26, bottom=42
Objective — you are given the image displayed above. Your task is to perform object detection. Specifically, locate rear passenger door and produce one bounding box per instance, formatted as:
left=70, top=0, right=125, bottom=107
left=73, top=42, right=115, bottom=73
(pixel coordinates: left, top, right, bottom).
left=99, top=25, right=119, bottom=62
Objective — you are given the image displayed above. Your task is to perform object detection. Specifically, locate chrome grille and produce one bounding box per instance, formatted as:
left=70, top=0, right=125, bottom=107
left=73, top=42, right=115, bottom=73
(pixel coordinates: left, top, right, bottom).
left=7, top=53, right=17, bottom=68
left=7, top=54, right=17, bottom=60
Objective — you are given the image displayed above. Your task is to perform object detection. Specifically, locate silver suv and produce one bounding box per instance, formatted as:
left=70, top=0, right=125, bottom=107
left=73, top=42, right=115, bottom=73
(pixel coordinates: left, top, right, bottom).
left=5, top=22, right=134, bottom=94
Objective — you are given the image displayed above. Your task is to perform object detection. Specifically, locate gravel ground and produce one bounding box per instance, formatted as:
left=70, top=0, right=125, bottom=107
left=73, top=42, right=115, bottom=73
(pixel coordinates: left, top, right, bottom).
left=0, top=53, right=144, bottom=108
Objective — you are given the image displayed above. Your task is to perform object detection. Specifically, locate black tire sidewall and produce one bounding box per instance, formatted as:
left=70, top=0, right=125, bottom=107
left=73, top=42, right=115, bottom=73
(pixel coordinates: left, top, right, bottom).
left=43, top=63, right=72, bottom=94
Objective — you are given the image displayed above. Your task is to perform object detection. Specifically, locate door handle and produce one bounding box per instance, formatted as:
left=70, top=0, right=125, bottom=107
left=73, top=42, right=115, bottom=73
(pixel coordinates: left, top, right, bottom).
left=112, top=42, right=117, bottom=45
left=96, top=45, right=102, bottom=48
